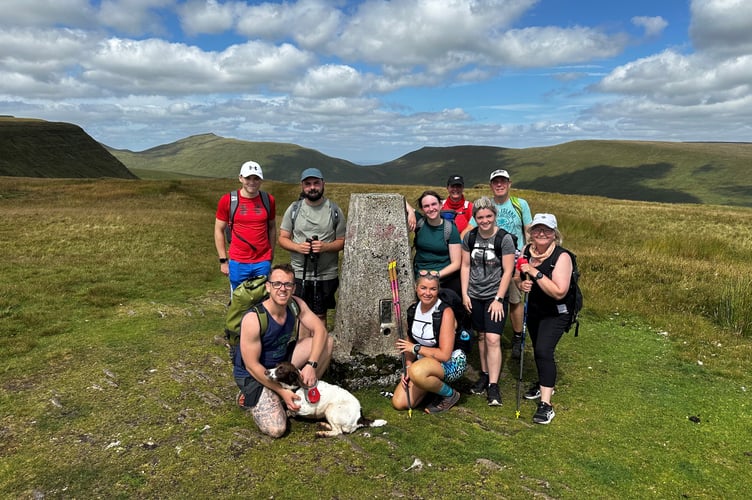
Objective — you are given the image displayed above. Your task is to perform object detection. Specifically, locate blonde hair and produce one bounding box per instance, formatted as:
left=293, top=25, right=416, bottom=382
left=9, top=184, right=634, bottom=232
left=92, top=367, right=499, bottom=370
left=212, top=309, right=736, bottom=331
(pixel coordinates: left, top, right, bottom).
left=472, top=196, right=497, bottom=218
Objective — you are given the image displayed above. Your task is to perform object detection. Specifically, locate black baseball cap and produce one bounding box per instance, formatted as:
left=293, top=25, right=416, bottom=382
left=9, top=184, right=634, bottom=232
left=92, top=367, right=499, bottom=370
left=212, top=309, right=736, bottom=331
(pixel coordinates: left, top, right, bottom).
left=447, top=175, right=464, bottom=186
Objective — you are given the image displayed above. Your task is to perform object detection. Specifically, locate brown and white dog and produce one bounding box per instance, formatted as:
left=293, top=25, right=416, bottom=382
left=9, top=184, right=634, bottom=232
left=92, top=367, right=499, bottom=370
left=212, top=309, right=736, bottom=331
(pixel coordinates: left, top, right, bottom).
left=265, top=361, right=387, bottom=438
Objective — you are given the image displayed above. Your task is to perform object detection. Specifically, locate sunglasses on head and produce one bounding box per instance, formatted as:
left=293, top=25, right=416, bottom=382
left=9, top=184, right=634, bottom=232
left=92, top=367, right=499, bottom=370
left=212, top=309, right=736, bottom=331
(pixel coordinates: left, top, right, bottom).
left=418, top=270, right=440, bottom=279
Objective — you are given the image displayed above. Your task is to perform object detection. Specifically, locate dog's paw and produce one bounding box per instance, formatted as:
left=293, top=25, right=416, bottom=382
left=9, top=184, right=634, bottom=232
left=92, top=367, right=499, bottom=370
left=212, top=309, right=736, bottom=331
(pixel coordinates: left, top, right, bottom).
left=370, top=419, right=387, bottom=427
left=317, top=422, right=332, bottom=430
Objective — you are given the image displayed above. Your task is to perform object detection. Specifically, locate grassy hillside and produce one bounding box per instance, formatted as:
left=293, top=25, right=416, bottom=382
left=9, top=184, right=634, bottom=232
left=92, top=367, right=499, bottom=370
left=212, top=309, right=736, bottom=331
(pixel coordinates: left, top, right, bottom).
left=110, top=134, right=752, bottom=207
left=109, top=133, right=386, bottom=184
left=1, top=176, right=751, bottom=498
left=0, top=117, right=136, bottom=179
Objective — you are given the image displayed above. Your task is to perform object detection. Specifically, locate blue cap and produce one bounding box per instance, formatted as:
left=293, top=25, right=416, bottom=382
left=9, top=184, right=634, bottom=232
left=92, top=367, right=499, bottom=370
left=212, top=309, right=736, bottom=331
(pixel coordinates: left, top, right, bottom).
left=300, top=168, right=324, bottom=181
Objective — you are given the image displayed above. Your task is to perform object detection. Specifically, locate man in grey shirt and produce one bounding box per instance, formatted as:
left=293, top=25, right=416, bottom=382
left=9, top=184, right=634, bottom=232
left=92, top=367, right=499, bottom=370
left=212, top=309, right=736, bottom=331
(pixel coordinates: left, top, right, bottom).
left=278, top=168, right=346, bottom=328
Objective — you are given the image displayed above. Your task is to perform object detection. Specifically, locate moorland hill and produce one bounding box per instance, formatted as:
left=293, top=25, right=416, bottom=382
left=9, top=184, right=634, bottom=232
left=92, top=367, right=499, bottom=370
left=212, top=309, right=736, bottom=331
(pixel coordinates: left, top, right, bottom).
left=0, top=117, right=135, bottom=179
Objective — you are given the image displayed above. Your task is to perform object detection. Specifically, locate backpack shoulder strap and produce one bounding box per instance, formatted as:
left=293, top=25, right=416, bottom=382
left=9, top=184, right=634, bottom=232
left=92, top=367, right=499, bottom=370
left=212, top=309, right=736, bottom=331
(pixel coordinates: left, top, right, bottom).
left=248, top=304, right=269, bottom=339
left=229, top=190, right=239, bottom=225
left=442, top=220, right=451, bottom=243
left=406, top=302, right=417, bottom=342
left=328, top=199, right=341, bottom=232
left=259, top=191, right=271, bottom=220
left=290, top=199, right=303, bottom=231
left=467, top=226, right=479, bottom=250
left=510, top=196, right=523, bottom=221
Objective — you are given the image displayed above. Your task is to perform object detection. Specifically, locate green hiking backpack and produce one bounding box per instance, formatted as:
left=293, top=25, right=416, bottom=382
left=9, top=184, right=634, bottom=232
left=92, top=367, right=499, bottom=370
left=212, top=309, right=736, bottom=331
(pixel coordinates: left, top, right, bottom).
left=224, top=275, right=300, bottom=346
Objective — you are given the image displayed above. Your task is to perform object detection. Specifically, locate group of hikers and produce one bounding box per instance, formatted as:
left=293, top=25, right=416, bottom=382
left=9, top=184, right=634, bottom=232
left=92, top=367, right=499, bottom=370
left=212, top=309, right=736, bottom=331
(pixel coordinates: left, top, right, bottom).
left=214, top=161, right=578, bottom=437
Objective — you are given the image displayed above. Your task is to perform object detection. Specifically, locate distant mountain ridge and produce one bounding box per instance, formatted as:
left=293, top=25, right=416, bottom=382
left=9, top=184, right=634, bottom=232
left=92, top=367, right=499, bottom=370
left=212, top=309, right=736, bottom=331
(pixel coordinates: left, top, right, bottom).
left=111, top=133, right=752, bottom=207
left=0, top=117, right=136, bottom=179
left=2, top=117, right=750, bottom=207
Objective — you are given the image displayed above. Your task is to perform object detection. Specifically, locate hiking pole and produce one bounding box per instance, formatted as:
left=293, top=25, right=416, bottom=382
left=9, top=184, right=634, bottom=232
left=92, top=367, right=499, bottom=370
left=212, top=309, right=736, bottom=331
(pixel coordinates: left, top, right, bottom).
left=515, top=291, right=528, bottom=419
left=388, top=260, right=412, bottom=418
left=310, top=236, right=319, bottom=314
left=301, top=237, right=311, bottom=299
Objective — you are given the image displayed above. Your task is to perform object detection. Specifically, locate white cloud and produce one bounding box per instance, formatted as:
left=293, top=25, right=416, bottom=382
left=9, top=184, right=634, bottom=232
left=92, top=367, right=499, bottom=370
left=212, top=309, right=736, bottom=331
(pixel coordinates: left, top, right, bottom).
left=292, top=65, right=367, bottom=98
left=632, top=16, right=668, bottom=38
left=179, top=0, right=236, bottom=35
left=0, top=0, right=94, bottom=28
left=97, top=0, right=175, bottom=36
left=689, top=0, right=752, bottom=56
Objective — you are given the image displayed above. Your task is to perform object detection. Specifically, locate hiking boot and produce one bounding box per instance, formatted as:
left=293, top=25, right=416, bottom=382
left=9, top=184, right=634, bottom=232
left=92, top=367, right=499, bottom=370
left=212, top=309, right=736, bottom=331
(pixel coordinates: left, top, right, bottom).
left=533, top=401, right=555, bottom=424
left=487, top=383, right=502, bottom=406
left=511, top=334, right=523, bottom=359
left=524, top=382, right=554, bottom=400
left=425, top=390, right=461, bottom=414
left=470, top=372, right=489, bottom=395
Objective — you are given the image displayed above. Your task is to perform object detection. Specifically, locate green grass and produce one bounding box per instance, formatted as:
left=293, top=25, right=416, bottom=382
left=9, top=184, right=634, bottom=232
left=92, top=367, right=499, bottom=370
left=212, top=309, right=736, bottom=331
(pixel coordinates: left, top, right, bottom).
left=1, top=177, right=751, bottom=499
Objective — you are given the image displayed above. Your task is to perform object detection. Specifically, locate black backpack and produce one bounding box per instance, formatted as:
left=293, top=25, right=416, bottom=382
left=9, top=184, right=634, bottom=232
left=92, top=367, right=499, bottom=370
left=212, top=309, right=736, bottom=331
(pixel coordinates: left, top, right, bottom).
left=466, top=227, right=518, bottom=260
left=225, top=190, right=272, bottom=244
left=406, top=288, right=472, bottom=353
left=524, top=245, right=583, bottom=337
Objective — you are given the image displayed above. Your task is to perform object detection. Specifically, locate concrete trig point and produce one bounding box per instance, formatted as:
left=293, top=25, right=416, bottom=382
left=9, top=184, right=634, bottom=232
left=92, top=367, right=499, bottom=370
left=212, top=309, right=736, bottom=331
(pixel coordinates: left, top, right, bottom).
left=333, top=193, right=414, bottom=361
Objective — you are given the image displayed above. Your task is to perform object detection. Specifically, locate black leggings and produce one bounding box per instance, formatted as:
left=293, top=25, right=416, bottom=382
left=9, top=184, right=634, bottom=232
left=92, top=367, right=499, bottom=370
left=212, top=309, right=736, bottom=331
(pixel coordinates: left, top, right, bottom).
left=526, top=313, right=569, bottom=388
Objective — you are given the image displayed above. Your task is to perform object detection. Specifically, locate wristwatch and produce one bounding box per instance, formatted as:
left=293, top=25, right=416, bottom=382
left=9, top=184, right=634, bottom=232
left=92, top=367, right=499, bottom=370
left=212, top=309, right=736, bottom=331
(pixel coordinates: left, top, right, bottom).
left=306, top=360, right=319, bottom=369
left=218, top=257, right=228, bottom=263
left=413, top=344, right=422, bottom=355
left=494, top=296, right=504, bottom=302
left=533, top=271, right=544, bottom=281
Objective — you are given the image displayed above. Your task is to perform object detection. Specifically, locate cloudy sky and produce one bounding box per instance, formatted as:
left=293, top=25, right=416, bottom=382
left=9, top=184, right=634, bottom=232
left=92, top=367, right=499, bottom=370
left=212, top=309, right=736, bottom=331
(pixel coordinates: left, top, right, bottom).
left=1, top=0, right=751, bottom=164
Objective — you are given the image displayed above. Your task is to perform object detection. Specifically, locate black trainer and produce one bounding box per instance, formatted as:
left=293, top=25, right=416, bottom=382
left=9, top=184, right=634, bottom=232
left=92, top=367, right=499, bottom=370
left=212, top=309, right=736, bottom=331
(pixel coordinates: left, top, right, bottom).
left=524, top=382, right=554, bottom=400
left=511, top=334, right=522, bottom=359
left=487, top=383, right=502, bottom=406
left=470, top=372, right=489, bottom=395
left=533, top=401, right=555, bottom=424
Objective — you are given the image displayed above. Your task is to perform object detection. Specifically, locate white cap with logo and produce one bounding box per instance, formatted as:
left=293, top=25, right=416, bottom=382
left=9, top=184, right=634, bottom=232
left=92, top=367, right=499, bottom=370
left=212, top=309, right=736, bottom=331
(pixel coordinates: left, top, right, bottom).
left=239, top=161, right=263, bottom=179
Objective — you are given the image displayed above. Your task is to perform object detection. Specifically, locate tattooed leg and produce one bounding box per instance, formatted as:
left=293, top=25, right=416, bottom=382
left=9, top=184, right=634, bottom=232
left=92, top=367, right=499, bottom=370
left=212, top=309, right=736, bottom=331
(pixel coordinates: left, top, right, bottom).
left=251, top=387, right=287, bottom=438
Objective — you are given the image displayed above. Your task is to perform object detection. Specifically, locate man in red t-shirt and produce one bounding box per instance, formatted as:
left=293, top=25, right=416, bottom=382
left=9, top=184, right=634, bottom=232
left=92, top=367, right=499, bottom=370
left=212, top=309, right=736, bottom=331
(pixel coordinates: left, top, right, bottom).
left=442, top=175, right=473, bottom=233
left=214, top=161, right=276, bottom=290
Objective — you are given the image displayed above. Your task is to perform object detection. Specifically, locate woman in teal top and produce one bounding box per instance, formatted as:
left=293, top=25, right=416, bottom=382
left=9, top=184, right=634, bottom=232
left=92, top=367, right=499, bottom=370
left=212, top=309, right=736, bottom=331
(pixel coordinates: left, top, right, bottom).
left=412, top=190, right=462, bottom=296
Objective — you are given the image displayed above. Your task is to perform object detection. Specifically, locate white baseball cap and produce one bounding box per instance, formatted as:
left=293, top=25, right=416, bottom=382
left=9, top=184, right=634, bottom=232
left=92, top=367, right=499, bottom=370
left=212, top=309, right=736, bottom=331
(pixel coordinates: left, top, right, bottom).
left=531, top=213, right=558, bottom=230
left=239, top=161, right=263, bottom=179
left=489, top=169, right=510, bottom=181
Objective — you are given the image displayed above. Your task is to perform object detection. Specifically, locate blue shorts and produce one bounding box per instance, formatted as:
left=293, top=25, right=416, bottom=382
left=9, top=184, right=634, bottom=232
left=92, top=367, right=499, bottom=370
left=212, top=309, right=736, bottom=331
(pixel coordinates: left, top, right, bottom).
left=229, top=260, right=272, bottom=290
left=442, top=349, right=468, bottom=383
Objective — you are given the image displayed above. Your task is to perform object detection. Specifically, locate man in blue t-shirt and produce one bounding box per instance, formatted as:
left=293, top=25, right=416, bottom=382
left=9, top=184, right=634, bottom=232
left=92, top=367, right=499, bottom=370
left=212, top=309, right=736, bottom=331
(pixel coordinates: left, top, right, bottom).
left=464, top=169, right=532, bottom=365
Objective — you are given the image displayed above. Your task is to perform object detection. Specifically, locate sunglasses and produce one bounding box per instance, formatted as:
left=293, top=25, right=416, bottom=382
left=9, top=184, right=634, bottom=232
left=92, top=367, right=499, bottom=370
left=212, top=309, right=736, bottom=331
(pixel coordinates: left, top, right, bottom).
left=418, top=270, right=440, bottom=279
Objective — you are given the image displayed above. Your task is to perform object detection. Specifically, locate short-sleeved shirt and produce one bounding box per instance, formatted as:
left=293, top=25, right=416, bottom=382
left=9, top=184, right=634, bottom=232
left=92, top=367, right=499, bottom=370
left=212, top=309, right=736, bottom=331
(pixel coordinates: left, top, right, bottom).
left=468, top=197, right=532, bottom=250
left=280, top=198, right=346, bottom=280
left=216, top=192, right=276, bottom=263
left=413, top=214, right=462, bottom=275
left=461, top=230, right=516, bottom=300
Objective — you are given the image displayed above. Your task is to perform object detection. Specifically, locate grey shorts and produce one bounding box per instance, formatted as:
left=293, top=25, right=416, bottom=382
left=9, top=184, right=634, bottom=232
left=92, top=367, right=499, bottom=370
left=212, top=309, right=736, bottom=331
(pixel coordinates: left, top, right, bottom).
left=507, top=281, right=523, bottom=304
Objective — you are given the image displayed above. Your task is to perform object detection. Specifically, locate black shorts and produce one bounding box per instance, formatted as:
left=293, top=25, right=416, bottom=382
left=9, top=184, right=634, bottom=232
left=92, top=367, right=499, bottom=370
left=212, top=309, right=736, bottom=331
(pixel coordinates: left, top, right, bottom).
left=294, top=277, right=339, bottom=315
left=470, top=296, right=508, bottom=334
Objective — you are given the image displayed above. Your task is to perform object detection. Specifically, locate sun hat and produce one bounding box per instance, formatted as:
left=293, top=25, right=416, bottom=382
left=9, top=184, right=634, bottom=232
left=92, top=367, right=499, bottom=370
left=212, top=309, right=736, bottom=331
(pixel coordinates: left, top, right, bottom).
left=531, top=213, right=558, bottom=230
left=489, top=169, right=510, bottom=181
left=239, top=161, right=263, bottom=179
left=300, top=168, right=324, bottom=181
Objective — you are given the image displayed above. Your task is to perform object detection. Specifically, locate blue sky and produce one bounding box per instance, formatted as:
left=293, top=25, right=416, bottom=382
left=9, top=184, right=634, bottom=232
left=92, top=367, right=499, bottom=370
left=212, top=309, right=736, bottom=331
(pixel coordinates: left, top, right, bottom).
left=1, top=0, right=750, bottom=165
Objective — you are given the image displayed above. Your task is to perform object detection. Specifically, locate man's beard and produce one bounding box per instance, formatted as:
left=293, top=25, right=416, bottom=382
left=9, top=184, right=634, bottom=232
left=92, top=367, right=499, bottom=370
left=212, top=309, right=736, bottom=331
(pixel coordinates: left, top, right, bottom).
left=304, top=188, right=324, bottom=202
